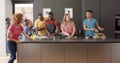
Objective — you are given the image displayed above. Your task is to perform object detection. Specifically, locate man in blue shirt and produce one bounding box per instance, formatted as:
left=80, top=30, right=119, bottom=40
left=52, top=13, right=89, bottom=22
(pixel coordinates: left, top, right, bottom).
left=83, top=10, right=104, bottom=39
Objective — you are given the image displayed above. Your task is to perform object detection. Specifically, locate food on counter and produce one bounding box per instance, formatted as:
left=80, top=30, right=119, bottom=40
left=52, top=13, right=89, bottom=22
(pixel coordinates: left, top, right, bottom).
left=66, top=36, right=77, bottom=39
left=85, top=37, right=89, bottom=39
left=37, top=36, right=49, bottom=40
left=101, top=34, right=107, bottom=39
left=94, top=29, right=107, bottom=39
left=30, top=35, right=37, bottom=40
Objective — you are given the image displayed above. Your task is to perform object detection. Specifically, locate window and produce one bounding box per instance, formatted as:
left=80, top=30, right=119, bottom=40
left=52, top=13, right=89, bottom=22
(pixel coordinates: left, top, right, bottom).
left=14, top=4, right=33, bottom=22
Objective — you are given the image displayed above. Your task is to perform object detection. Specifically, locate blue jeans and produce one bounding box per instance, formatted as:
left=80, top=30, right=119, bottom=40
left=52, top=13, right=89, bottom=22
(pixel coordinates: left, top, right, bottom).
left=7, top=41, right=17, bottom=63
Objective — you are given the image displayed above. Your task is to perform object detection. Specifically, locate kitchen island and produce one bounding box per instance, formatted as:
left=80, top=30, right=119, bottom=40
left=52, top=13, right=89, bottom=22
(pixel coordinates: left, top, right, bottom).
left=17, top=39, right=120, bottom=63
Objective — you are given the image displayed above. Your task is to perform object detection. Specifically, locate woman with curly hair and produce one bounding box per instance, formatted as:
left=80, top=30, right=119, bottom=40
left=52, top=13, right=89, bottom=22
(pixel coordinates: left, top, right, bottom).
left=7, top=13, right=33, bottom=63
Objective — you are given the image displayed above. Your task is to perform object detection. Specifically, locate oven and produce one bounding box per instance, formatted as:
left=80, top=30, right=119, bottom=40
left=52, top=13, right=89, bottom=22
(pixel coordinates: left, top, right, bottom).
left=115, top=15, right=120, bottom=38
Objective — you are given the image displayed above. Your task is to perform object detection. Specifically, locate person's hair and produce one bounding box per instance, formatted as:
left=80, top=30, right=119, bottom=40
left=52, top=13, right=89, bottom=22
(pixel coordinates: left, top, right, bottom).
left=86, top=10, right=93, bottom=14
left=48, top=12, right=54, bottom=16
left=11, top=13, right=23, bottom=24
left=25, top=19, right=31, bottom=26
left=37, top=13, right=42, bottom=16
left=62, top=14, right=70, bottom=25
left=62, top=14, right=70, bottom=21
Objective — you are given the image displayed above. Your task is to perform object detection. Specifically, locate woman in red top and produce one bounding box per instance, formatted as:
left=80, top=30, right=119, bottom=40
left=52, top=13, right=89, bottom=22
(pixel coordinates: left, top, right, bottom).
left=7, top=13, right=33, bottom=63
left=45, top=12, right=59, bottom=38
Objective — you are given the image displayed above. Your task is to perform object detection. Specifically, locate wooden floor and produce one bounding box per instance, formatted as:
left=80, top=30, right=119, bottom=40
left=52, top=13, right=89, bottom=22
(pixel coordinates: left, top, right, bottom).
left=0, top=56, right=17, bottom=63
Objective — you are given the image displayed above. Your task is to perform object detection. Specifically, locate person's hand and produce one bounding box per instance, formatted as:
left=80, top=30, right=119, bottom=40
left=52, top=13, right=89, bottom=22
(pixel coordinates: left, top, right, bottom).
left=38, top=27, right=45, bottom=31
left=95, top=29, right=99, bottom=33
left=16, top=41, right=21, bottom=45
left=90, top=28, right=95, bottom=31
left=47, top=33, right=52, bottom=38
left=66, top=34, right=70, bottom=37
left=30, top=37, right=35, bottom=41
left=99, top=28, right=104, bottom=31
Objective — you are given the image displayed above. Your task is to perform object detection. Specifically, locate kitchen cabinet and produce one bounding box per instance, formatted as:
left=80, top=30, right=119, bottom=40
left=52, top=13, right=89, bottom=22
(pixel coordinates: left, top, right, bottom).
left=17, top=44, right=41, bottom=63
left=17, top=39, right=120, bottom=63
left=11, top=0, right=33, bottom=2
left=65, top=44, right=87, bottom=63
left=87, top=43, right=111, bottom=63
left=40, top=44, right=64, bottom=63
left=111, top=43, right=120, bottom=63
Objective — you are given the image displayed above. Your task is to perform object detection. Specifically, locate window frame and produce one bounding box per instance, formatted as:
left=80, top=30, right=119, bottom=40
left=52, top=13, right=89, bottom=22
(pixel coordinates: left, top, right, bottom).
left=12, top=1, right=33, bottom=14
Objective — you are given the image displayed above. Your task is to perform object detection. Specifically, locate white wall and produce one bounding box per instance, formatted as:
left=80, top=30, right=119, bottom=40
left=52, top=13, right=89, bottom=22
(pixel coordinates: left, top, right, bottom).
left=0, top=0, right=12, bottom=57
left=5, top=0, right=12, bottom=18
left=0, top=0, right=6, bottom=57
